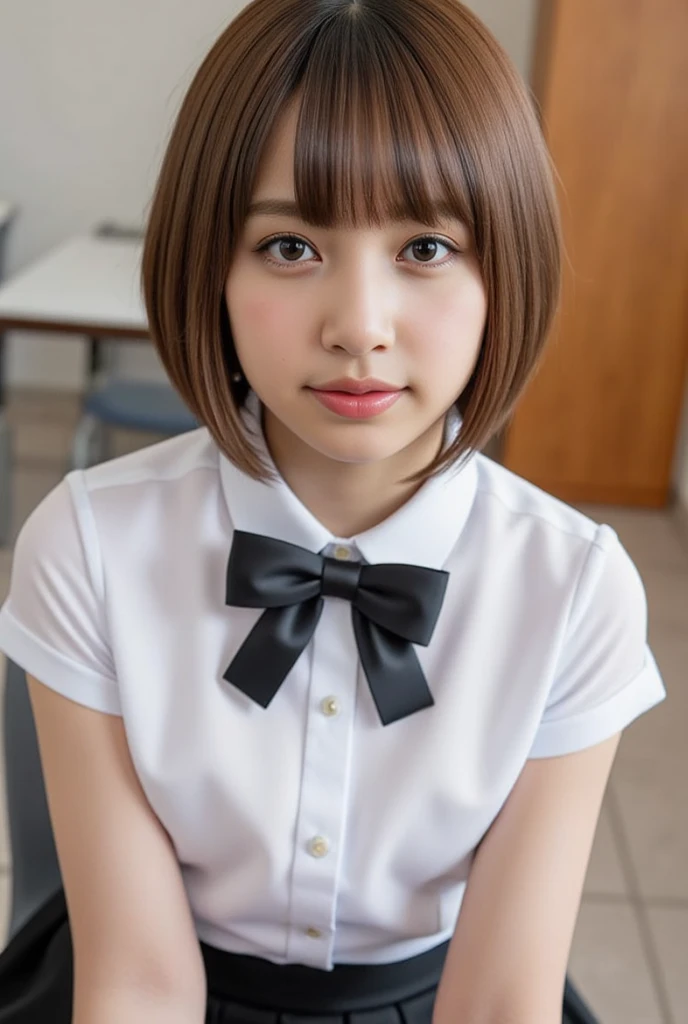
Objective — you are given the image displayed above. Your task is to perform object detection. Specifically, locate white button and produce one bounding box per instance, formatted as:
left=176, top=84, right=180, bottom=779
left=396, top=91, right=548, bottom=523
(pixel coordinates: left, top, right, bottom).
left=334, top=546, right=351, bottom=561
left=306, top=927, right=323, bottom=939
left=321, top=697, right=341, bottom=718
left=308, top=836, right=330, bottom=858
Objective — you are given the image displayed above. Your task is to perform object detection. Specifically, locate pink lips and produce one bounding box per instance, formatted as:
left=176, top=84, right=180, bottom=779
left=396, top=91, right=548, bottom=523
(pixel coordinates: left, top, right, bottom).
left=308, top=379, right=406, bottom=420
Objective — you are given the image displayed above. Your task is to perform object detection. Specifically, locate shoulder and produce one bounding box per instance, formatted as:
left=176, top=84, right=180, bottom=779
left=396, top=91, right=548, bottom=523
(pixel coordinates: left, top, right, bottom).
left=471, top=453, right=601, bottom=547
left=77, top=426, right=219, bottom=504
left=463, top=458, right=665, bottom=757
left=465, top=453, right=647, bottom=642
left=13, top=427, right=220, bottom=588
left=1, top=429, right=223, bottom=709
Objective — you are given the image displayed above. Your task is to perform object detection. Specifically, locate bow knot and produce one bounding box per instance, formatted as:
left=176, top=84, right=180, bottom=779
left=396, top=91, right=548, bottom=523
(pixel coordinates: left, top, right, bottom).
left=223, top=531, right=449, bottom=726
left=320, top=557, right=362, bottom=602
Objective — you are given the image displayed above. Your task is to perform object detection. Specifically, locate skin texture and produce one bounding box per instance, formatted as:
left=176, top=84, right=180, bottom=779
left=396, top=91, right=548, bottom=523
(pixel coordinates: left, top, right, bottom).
left=225, top=101, right=488, bottom=537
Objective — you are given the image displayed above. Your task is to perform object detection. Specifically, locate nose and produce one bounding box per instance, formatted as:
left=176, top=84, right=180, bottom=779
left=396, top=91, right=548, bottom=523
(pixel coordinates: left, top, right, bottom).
left=320, top=259, right=396, bottom=357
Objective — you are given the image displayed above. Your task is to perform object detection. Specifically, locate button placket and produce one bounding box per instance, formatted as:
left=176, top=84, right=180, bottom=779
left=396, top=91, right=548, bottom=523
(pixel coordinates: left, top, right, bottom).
left=284, top=598, right=357, bottom=968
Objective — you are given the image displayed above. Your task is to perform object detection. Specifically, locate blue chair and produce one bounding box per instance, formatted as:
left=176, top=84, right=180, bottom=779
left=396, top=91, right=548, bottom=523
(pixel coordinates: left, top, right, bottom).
left=68, top=222, right=198, bottom=471
left=1, top=659, right=601, bottom=1021
left=69, top=376, right=198, bottom=470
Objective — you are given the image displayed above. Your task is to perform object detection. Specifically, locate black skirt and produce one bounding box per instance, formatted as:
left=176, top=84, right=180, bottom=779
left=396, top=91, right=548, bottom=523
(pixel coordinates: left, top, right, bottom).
left=0, top=889, right=448, bottom=1023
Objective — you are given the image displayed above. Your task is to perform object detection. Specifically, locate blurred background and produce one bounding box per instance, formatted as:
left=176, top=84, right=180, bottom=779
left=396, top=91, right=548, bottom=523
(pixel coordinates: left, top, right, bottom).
left=0, top=1, right=687, bottom=1022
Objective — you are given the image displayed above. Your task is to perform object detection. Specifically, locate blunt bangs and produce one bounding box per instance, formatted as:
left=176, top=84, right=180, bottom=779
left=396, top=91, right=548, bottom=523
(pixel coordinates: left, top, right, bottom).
left=290, top=17, right=476, bottom=235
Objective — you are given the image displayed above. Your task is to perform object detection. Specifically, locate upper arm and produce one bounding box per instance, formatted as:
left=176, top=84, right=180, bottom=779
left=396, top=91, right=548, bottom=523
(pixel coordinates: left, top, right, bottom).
left=27, top=675, right=206, bottom=1015
left=433, top=733, right=621, bottom=1024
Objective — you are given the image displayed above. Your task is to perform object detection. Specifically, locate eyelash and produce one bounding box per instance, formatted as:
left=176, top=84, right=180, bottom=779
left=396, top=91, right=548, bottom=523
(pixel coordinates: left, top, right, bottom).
left=254, top=233, right=462, bottom=272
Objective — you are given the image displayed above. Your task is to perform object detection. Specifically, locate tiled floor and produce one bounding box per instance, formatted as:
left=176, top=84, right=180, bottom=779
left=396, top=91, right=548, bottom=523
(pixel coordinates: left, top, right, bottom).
left=0, top=389, right=687, bottom=1023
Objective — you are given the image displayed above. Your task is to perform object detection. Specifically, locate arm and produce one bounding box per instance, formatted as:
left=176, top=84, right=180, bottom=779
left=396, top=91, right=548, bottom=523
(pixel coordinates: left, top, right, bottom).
left=27, top=675, right=207, bottom=1024
left=433, top=732, right=621, bottom=1024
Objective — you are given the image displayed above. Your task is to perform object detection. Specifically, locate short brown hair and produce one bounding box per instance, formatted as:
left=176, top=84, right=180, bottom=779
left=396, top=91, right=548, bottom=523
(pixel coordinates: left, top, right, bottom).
left=142, top=0, right=561, bottom=481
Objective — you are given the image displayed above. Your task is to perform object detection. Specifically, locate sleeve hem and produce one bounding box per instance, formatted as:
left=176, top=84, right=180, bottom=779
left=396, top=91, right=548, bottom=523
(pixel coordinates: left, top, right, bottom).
left=0, top=605, right=122, bottom=716
left=528, top=651, right=666, bottom=759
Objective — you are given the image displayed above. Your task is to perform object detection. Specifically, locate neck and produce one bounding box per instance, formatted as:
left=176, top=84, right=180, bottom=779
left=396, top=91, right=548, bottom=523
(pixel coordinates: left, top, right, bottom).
left=262, top=411, right=447, bottom=538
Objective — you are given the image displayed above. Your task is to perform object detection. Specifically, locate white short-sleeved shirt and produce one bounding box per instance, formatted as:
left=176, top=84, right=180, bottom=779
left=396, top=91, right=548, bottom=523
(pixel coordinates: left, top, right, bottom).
left=0, top=393, right=666, bottom=970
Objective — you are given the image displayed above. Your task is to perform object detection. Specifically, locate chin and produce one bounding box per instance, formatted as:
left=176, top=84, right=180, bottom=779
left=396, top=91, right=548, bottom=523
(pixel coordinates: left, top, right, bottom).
left=306, top=433, right=410, bottom=466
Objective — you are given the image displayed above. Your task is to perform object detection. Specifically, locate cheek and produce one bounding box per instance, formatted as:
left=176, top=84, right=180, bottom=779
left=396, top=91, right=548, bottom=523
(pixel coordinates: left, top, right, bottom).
left=409, top=280, right=487, bottom=372
left=238, top=300, right=281, bottom=338
left=225, top=275, right=300, bottom=363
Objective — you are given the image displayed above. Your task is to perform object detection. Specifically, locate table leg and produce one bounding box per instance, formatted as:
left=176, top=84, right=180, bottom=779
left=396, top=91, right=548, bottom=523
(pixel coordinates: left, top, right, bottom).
left=0, top=330, right=6, bottom=408
left=89, top=336, right=105, bottom=379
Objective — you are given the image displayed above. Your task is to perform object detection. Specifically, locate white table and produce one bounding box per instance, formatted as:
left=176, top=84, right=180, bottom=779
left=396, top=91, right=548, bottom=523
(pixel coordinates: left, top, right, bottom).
left=0, top=231, right=148, bottom=339
left=0, top=228, right=150, bottom=545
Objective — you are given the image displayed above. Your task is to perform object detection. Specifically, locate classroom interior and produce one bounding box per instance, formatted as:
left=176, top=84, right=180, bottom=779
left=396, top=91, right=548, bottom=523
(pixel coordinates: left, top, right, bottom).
left=1, top=1, right=687, bottom=1022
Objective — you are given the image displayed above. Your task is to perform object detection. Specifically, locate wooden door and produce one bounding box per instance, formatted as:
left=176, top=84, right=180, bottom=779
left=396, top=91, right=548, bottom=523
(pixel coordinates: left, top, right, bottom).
left=503, top=0, right=688, bottom=506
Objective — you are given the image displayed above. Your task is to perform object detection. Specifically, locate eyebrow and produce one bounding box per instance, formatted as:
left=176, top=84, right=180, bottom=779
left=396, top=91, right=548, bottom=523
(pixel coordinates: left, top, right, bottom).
left=246, top=198, right=464, bottom=226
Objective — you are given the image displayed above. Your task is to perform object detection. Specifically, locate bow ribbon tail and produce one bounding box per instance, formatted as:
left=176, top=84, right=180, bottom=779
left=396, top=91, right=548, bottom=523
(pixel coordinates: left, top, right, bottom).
left=224, top=597, right=324, bottom=708
left=352, top=609, right=435, bottom=726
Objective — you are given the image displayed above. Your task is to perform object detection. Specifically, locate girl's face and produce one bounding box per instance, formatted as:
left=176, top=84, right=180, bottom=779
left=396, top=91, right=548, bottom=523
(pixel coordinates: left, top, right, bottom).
left=225, top=104, right=487, bottom=478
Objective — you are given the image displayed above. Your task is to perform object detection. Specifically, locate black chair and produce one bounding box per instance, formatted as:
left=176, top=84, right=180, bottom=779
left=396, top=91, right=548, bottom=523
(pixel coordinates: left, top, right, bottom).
left=1, top=659, right=600, bottom=1021
left=2, top=659, right=62, bottom=940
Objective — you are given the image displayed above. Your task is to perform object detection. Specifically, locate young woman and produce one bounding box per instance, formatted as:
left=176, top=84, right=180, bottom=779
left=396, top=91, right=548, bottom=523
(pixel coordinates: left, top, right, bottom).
left=0, top=1, right=666, bottom=1021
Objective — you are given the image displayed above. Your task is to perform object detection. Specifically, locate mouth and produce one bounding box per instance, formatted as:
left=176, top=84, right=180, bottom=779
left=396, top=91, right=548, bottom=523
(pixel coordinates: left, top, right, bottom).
left=310, top=378, right=404, bottom=395
left=307, top=380, right=407, bottom=420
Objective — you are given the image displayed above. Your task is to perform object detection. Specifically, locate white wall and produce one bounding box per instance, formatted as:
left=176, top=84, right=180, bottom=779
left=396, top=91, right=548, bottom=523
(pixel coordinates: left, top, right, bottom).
left=465, top=0, right=538, bottom=79
left=0, top=0, right=247, bottom=389
left=0, top=0, right=538, bottom=391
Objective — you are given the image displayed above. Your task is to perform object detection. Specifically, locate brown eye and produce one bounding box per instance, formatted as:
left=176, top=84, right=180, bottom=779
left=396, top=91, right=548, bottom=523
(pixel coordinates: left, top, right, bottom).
left=400, top=235, right=459, bottom=268
left=278, top=238, right=308, bottom=262
left=412, top=239, right=440, bottom=262
left=257, top=235, right=317, bottom=267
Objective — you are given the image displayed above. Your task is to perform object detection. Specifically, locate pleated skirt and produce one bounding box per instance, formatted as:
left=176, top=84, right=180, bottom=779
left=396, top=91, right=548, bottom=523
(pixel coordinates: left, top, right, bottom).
left=0, top=889, right=448, bottom=1023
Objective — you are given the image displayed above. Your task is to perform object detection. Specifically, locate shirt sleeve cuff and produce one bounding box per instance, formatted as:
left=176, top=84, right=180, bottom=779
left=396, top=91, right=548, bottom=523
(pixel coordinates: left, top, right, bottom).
left=0, top=605, right=122, bottom=716
left=528, top=650, right=666, bottom=759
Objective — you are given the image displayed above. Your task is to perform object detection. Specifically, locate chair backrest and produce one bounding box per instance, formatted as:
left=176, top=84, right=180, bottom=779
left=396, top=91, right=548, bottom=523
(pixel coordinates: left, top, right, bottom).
left=2, top=660, right=62, bottom=941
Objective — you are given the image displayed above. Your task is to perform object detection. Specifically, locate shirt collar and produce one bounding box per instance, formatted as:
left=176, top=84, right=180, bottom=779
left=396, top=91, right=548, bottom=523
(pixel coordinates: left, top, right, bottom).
left=218, top=391, right=478, bottom=571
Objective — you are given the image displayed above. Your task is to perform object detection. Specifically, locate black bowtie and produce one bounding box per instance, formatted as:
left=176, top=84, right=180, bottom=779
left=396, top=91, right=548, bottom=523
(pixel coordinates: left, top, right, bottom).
left=223, top=531, right=450, bottom=726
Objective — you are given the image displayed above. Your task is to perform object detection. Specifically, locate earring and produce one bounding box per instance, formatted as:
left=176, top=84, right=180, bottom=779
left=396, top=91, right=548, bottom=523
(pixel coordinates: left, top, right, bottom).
left=231, top=372, right=243, bottom=383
